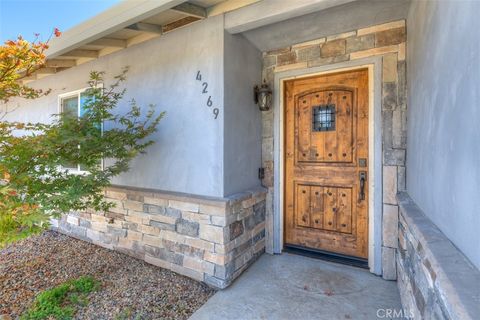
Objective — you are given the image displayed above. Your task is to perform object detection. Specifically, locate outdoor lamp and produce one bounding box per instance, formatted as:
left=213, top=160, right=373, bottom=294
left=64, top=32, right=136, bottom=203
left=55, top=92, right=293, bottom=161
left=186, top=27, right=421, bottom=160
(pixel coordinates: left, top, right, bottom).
left=254, top=81, right=272, bottom=111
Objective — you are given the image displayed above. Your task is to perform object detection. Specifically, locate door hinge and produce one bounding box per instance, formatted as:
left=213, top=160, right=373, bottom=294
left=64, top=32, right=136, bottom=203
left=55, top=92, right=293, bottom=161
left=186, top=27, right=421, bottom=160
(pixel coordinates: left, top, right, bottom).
left=258, top=167, right=265, bottom=180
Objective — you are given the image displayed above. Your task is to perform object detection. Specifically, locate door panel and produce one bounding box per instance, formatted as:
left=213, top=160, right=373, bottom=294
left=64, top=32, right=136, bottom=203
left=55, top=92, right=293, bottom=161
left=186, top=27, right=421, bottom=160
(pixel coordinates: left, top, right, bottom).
left=284, top=69, right=369, bottom=259
left=296, top=89, right=354, bottom=164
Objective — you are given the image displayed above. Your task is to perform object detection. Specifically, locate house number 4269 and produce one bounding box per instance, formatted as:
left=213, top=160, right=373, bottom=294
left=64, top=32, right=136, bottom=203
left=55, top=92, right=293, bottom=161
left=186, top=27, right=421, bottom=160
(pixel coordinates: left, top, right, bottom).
left=196, top=71, right=219, bottom=119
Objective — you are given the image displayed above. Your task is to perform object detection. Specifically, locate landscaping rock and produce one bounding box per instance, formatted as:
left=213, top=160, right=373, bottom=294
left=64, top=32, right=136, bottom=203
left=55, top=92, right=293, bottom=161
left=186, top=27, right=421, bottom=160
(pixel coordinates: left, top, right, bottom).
left=0, top=231, right=214, bottom=319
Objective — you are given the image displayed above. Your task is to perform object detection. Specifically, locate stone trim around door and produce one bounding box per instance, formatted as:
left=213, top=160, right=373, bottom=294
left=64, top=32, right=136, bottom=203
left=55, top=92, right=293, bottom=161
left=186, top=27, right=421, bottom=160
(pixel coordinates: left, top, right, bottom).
left=261, top=20, right=407, bottom=280
left=52, top=185, right=267, bottom=289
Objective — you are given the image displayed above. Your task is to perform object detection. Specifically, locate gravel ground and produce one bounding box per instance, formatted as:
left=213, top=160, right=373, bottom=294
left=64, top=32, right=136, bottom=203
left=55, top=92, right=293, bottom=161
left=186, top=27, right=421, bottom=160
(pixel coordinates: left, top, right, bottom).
left=0, top=231, right=215, bottom=319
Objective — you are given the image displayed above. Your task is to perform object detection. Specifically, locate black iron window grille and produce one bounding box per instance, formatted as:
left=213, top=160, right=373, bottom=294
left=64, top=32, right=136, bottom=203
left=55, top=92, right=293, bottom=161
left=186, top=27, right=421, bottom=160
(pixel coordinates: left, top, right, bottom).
left=312, top=104, right=336, bottom=131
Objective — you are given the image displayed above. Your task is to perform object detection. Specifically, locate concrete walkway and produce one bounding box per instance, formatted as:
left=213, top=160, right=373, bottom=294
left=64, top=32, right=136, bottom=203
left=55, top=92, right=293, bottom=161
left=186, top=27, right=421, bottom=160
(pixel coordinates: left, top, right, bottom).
left=190, top=253, right=402, bottom=320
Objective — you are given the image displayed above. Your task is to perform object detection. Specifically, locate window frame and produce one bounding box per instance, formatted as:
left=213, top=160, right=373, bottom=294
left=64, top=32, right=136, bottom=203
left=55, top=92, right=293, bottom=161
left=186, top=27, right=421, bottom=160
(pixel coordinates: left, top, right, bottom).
left=57, top=85, right=104, bottom=174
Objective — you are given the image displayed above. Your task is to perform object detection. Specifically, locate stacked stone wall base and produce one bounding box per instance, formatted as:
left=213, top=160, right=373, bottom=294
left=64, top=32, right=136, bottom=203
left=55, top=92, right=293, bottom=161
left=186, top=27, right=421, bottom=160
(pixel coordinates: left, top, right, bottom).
left=53, top=185, right=267, bottom=289
left=396, top=192, right=480, bottom=319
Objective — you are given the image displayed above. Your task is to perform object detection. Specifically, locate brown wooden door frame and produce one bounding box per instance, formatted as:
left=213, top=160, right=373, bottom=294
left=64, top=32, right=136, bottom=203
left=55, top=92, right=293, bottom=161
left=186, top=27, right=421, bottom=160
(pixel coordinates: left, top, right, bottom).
left=271, top=60, right=383, bottom=274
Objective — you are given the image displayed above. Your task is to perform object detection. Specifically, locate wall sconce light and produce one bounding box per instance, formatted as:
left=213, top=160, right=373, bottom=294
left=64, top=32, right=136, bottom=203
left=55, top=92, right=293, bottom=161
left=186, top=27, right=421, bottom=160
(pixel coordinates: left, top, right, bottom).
left=254, top=81, right=272, bottom=111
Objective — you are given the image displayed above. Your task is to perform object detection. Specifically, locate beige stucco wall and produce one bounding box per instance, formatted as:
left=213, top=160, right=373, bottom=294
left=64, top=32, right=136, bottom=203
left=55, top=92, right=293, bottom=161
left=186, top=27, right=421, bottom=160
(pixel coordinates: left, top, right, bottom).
left=1, top=16, right=226, bottom=197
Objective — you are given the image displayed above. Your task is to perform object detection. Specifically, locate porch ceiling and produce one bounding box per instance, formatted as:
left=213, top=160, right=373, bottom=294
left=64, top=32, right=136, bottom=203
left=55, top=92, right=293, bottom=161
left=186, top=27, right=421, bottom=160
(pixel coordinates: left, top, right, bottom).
left=240, top=0, right=411, bottom=52
left=24, top=0, right=259, bottom=83
left=22, top=0, right=409, bottom=82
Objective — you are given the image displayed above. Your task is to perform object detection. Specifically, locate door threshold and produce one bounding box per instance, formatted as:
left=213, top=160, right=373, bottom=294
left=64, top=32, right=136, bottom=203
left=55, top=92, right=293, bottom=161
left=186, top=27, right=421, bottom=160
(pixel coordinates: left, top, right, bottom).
left=283, top=244, right=368, bottom=269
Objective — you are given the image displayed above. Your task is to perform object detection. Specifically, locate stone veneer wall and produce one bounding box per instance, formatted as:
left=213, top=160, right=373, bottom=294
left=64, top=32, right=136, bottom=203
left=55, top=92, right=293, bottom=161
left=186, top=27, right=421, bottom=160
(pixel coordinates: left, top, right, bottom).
left=52, top=185, right=267, bottom=289
left=396, top=192, right=480, bottom=319
left=260, top=20, right=407, bottom=280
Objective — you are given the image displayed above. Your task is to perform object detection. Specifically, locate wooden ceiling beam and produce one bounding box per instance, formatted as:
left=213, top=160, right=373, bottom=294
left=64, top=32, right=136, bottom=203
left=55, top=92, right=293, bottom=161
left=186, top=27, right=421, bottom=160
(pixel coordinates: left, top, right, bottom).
left=36, top=67, right=57, bottom=75
left=89, top=38, right=127, bottom=48
left=21, top=74, right=37, bottom=83
left=17, top=67, right=53, bottom=79
left=171, top=3, right=207, bottom=19
left=126, top=33, right=160, bottom=47
left=207, top=0, right=261, bottom=16
left=126, top=22, right=163, bottom=34
left=60, top=49, right=99, bottom=58
left=45, top=59, right=77, bottom=68
left=162, top=16, right=200, bottom=33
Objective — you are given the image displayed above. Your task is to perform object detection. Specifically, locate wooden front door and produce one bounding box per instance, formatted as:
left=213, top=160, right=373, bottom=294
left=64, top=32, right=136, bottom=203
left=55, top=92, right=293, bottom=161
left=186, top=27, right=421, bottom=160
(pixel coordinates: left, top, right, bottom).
left=284, top=69, right=369, bottom=259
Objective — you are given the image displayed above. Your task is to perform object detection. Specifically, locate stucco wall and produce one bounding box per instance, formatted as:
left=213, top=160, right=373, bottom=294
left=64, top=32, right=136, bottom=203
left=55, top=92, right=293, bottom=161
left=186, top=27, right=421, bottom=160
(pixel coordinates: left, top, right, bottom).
left=406, top=0, right=480, bottom=269
left=2, top=16, right=226, bottom=198
left=223, top=32, right=263, bottom=196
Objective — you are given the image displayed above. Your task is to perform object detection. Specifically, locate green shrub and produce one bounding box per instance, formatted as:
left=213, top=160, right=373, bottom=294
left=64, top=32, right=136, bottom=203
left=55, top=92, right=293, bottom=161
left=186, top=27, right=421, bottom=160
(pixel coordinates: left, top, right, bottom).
left=0, top=68, right=164, bottom=247
left=21, top=276, right=100, bottom=320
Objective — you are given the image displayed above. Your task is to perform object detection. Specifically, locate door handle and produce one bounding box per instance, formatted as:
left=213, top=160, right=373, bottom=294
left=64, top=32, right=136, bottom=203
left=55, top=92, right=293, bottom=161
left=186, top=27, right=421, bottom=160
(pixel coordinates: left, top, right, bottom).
left=359, top=171, right=367, bottom=201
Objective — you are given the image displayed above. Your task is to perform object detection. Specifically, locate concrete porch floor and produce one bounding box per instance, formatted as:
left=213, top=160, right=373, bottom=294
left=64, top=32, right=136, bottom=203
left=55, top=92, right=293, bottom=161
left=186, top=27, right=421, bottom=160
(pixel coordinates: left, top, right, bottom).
left=190, top=253, right=402, bottom=320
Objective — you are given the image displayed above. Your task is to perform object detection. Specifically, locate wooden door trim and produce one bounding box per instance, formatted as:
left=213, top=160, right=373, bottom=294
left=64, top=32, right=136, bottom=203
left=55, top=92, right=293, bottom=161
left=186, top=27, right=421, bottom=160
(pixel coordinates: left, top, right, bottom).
left=271, top=57, right=384, bottom=275
left=294, top=85, right=356, bottom=98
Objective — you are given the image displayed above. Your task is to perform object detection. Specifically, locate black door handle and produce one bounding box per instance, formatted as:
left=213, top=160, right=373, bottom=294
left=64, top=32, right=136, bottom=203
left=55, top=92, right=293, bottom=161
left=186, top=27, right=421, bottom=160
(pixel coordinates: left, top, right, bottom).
left=359, top=171, right=366, bottom=201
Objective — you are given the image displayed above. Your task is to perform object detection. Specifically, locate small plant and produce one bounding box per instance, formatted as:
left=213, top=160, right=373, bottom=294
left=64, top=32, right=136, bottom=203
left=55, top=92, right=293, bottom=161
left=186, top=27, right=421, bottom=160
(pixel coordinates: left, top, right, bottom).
left=21, top=276, right=100, bottom=320
left=115, top=307, right=144, bottom=320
